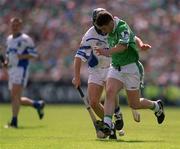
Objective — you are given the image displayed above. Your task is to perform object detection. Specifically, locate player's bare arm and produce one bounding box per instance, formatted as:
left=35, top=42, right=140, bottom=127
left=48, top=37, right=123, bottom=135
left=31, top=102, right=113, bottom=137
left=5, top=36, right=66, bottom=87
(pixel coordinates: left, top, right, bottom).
left=135, top=36, right=151, bottom=51
left=95, top=44, right=127, bottom=57
left=72, top=57, right=82, bottom=88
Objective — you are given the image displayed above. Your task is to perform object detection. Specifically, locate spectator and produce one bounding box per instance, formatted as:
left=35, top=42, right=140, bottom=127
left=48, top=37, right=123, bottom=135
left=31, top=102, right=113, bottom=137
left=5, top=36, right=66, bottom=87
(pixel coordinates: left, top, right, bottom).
left=0, top=0, right=179, bottom=86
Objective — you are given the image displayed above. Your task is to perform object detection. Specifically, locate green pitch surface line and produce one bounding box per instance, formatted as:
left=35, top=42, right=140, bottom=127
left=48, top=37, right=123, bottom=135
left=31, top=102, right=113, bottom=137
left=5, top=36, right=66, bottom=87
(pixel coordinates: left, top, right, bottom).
left=0, top=104, right=180, bottom=149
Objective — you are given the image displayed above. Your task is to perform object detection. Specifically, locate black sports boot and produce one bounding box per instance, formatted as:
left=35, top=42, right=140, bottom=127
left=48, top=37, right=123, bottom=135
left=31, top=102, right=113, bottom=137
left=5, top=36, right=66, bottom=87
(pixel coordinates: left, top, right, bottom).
left=5, top=117, right=18, bottom=129
left=154, top=100, right=165, bottom=124
left=36, top=100, right=45, bottom=119
left=109, top=124, right=117, bottom=140
left=114, top=113, right=124, bottom=130
left=102, top=123, right=111, bottom=136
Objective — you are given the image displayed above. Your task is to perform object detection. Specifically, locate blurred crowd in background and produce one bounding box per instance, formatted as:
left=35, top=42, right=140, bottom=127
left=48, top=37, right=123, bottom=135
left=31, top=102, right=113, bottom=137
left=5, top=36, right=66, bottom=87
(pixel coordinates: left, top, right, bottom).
left=0, top=0, right=179, bottom=87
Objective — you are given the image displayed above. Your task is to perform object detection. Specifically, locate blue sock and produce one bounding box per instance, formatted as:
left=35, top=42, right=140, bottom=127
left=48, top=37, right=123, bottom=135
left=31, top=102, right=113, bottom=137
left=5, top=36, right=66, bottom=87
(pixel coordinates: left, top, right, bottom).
left=33, top=101, right=40, bottom=109
left=11, top=117, right=17, bottom=126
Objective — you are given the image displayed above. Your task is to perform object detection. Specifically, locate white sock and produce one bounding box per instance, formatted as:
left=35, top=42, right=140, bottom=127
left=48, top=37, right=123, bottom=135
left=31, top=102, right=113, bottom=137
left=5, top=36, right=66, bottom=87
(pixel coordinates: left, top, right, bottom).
left=153, top=101, right=160, bottom=112
left=104, top=116, right=112, bottom=128
left=111, top=123, right=115, bottom=135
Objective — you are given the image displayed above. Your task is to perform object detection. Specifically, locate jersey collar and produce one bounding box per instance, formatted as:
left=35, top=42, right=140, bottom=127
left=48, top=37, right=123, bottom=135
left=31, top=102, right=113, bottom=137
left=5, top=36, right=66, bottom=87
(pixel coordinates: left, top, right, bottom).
left=13, top=33, right=22, bottom=39
left=112, top=17, right=119, bottom=34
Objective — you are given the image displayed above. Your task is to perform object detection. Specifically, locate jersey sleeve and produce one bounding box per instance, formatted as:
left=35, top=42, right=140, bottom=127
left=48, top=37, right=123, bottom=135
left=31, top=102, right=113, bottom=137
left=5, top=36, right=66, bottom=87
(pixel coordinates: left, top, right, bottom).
left=117, top=22, right=131, bottom=45
left=75, top=37, right=92, bottom=62
left=25, top=36, right=38, bottom=58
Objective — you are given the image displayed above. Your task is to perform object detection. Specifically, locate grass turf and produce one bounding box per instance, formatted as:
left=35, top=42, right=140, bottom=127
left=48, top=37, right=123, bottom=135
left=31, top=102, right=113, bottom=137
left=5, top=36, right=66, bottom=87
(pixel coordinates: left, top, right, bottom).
left=0, top=104, right=180, bottom=149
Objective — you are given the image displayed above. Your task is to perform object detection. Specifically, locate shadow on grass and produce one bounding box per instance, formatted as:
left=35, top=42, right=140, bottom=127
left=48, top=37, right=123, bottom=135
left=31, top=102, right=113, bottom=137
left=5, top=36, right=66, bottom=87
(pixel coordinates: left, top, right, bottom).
left=117, top=139, right=164, bottom=143
left=2, top=124, right=45, bottom=130
left=17, top=125, right=45, bottom=129
left=4, top=125, right=45, bottom=130
left=97, top=139, right=164, bottom=143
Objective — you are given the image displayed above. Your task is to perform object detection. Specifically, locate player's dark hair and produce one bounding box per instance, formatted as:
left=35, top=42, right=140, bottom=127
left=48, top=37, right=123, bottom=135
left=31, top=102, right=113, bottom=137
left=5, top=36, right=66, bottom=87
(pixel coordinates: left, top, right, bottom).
left=92, top=8, right=106, bottom=35
left=92, top=8, right=106, bottom=24
left=95, top=11, right=113, bottom=27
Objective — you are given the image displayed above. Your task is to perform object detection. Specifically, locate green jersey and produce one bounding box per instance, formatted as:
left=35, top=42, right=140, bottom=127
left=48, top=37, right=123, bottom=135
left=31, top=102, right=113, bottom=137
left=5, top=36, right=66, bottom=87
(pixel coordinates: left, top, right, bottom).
left=108, top=17, right=139, bottom=67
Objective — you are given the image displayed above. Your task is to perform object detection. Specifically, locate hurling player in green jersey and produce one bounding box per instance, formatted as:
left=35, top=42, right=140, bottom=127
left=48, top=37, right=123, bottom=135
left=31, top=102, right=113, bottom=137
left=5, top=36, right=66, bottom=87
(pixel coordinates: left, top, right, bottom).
left=94, top=10, right=165, bottom=136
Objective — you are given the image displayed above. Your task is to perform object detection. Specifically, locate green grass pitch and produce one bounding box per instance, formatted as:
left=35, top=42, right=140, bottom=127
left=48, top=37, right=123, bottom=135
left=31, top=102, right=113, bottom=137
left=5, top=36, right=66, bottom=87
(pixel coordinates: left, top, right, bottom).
left=0, top=104, right=180, bottom=149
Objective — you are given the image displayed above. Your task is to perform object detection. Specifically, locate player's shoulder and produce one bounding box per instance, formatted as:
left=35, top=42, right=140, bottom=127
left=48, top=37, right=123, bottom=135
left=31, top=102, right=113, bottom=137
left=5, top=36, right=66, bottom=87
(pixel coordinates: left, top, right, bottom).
left=82, top=26, right=97, bottom=40
left=114, top=16, right=125, bottom=23
left=7, top=35, right=13, bottom=41
left=82, top=26, right=104, bottom=44
left=21, top=33, right=32, bottom=40
left=21, top=33, right=34, bottom=44
left=114, top=17, right=129, bottom=32
left=114, top=17, right=125, bottom=26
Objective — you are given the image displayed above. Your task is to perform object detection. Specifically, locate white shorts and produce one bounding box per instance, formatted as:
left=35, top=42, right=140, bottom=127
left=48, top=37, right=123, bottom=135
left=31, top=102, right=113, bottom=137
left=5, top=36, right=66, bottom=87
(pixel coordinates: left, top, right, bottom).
left=8, top=67, right=29, bottom=90
left=88, top=67, right=109, bottom=86
left=107, top=63, right=143, bottom=90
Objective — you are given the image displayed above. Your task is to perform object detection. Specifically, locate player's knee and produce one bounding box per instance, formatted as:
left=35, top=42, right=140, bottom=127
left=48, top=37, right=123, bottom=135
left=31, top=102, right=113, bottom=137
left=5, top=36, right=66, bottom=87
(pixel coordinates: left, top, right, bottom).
left=11, top=94, right=21, bottom=101
left=106, top=88, right=116, bottom=100
left=89, top=99, right=99, bottom=108
left=11, top=98, right=21, bottom=104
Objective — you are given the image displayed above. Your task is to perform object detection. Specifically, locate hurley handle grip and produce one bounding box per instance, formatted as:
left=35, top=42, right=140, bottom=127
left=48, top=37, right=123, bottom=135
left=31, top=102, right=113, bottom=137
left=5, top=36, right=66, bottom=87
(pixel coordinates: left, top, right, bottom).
left=77, top=86, right=84, bottom=98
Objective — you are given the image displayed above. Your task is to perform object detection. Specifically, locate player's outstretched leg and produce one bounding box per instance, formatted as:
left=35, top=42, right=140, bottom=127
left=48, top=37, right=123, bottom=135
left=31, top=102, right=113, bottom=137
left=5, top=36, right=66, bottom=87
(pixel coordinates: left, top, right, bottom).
left=154, top=100, right=165, bottom=124
left=33, top=100, right=45, bottom=119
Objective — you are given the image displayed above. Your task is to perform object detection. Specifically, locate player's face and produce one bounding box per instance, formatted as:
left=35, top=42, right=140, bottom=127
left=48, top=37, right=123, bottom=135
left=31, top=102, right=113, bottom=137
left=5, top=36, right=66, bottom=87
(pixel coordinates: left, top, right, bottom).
left=10, top=20, right=22, bottom=34
left=97, top=21, right=114, bottom=34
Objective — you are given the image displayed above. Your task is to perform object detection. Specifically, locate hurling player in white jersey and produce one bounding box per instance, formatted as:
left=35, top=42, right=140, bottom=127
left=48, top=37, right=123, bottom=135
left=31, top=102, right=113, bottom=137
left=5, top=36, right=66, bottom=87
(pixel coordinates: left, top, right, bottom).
left=72, top=8, right=125, bottom=139
left=3, top=17, right=45, bottom=128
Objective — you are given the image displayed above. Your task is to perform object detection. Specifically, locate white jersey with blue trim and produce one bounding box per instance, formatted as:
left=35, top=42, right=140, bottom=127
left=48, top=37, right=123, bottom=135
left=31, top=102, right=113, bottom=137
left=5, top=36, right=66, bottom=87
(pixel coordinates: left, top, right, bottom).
left=6, top=33, right=38, bottom=69
left=75, top=26, right=111, bottom=69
